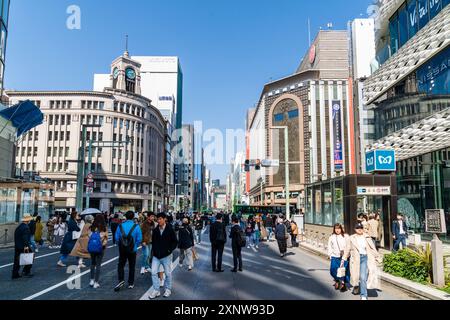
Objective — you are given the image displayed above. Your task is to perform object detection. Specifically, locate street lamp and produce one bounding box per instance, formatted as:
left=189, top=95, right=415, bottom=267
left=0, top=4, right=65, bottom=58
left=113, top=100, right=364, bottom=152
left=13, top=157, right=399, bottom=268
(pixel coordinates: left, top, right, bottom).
left=270, top=126, right=290, bottom=220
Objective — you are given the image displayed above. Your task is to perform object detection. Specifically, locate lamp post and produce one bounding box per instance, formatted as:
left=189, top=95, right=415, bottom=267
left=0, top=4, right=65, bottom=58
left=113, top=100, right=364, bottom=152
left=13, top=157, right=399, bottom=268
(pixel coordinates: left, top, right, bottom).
left=271, top=126, right=290, bottom=220
left=151, top=180, right=155, bottom=212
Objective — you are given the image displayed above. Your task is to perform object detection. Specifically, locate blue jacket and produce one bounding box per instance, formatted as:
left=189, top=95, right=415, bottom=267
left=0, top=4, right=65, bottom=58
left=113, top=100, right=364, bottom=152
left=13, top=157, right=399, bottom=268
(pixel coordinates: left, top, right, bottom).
left=115, top=220, right=142, bottom=252
left=392, top=220, right=408, bottom=239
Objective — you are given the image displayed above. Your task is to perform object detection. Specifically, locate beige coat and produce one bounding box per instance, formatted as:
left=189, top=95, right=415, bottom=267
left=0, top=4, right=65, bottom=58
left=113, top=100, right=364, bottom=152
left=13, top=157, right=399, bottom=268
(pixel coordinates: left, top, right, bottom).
left=367, top=219, right=379, bottom=239
left=343, top=234, right=382, bottom=289
left=70, top=223, right=92, bottom=259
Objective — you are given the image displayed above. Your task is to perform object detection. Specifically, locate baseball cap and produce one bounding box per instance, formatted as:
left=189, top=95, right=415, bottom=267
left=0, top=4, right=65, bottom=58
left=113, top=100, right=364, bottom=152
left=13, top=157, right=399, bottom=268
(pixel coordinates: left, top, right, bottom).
left=355, top=222, right=364, bottom=229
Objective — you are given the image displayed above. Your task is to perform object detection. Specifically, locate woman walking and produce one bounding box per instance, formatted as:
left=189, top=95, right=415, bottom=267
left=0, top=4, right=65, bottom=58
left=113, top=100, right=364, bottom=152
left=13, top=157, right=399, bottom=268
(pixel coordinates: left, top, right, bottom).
left=34, top=216, right=44, bottom=249
left=70, top=215, right=94, bottom=269
left=178, top=218, right=195, bottom=271
left=53, top=216, right=66, bottom=249
left=57, top=212, right=81, bottom=267
left=244, top=223, right=253, bottom=249
left=88, top=214, right=108, bottom=288
left=341, top=222, right=382, bottom=300
left=290, top=220, right=299, bottom=247
left=275, top=218, right=288, bottom=257
left=328, top=224, right=350, bottom=292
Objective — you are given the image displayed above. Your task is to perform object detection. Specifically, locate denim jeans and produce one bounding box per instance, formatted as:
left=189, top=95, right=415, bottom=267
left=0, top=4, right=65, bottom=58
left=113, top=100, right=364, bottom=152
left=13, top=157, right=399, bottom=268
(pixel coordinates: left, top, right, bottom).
left=394, top=234, right=407, bottom=251
left=151, top=255, right=172, bottom=291
left=194, top=229, right=202, bottom=243
left=266, top=227, right=273, bottom=240
left=179, top=248, right=193, bottom=267
left=246, top=236, right=252, bottom=246
left=359, top=254, right=368, bottom=298
left=30, top=235, right=37, bottom=251
left=253, top=232, right=260, bottom=246
left=141, top=244, right=151, bottom=269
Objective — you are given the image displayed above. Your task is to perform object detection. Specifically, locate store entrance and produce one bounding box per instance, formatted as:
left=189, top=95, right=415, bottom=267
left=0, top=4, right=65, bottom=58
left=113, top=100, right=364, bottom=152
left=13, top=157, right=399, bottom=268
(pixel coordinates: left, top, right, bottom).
left=356, top=195, right=391, bottom=249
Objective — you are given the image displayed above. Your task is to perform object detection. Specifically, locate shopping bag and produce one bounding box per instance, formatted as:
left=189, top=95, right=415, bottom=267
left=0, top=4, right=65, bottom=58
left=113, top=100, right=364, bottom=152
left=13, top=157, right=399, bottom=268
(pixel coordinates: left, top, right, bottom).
left=19, top=253, right=34, bottom=266
left=192, top=248, right=199, bottom=261
left=72, top=230, right=81, bottom=240
left=337, top=266, right=346, bottom=278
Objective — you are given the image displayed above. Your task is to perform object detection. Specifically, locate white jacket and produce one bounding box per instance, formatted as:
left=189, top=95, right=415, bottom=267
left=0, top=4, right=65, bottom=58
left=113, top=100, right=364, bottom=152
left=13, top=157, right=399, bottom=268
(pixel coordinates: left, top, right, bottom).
left=328, top=234, right=349, bottom=258
left=54, top=223, right=66, bottom=236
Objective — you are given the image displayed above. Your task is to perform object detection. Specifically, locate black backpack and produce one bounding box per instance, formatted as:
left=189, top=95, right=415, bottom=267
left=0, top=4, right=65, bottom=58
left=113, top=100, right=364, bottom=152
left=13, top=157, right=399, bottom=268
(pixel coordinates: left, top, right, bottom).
left=215, top=223, right=226, bottom=242
left=237, top=227, right=246, bottom=247
left=118, top=224, right=137, bottom=254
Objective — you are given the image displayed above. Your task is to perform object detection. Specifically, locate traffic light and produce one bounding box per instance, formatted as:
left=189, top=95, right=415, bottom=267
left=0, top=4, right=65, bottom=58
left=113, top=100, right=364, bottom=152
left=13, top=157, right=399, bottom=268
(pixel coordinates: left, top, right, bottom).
left=244, top=160, right=250, bottom=172
left=255, top=159, right=261, bottom=170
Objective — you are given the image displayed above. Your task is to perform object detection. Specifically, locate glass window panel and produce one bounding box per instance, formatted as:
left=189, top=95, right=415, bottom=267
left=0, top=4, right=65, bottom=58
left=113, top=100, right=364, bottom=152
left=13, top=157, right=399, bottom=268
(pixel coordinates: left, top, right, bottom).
left=274, top=113, right=284, bottom=122
left=389, top=13, right=399, bottom=56
left=2, top=0, right=9, bottom=26
left=398, top=4, right=409, bottom=46
left=418, top=0, right=429, bottom=28
left=288, top=109, right=299, bottom=119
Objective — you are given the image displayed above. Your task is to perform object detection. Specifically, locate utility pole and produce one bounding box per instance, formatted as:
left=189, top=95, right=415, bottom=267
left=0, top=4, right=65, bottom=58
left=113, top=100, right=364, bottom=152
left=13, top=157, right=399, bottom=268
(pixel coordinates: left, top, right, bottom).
left=151, top=180, right=155, bottom=212
left=86, top=138, right=93, bottom=209
left=75, top=126, right=87, bottom=213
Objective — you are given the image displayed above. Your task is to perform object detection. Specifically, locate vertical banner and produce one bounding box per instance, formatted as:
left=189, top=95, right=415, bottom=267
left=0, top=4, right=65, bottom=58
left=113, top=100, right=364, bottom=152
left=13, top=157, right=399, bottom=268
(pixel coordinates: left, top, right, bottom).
left=332, top=101, right=343, bottom=171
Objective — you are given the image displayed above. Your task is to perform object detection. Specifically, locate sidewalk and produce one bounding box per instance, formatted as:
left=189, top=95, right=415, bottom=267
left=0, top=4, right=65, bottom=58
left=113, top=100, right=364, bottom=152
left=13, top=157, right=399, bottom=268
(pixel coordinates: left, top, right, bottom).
left=298, top=240, right=450, bottom=301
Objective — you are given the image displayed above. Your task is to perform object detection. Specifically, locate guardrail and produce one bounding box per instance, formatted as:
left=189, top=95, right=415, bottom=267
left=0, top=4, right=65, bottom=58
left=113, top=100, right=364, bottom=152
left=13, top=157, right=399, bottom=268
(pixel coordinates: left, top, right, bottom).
left=303, top=230, right=328, bottom=251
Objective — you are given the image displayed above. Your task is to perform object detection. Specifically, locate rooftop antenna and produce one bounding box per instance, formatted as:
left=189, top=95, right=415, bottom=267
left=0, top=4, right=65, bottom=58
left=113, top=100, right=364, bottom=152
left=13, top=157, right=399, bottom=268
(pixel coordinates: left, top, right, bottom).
left=327, top=22, right=333, bottom=29
left=124, top=34, right=129, bottom=57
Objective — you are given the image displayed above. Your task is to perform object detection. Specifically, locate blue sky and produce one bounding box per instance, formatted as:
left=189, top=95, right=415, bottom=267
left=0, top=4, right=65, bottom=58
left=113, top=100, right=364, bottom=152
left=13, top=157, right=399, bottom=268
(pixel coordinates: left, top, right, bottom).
left=5, top=0, right=372, bottom=182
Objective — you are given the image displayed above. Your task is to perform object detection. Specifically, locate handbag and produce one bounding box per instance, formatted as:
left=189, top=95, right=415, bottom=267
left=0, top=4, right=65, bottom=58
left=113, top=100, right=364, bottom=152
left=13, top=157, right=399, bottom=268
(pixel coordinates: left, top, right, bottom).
left=20, top=252, right=34, bottom=266
left=337, top=266, right=346, bottom=278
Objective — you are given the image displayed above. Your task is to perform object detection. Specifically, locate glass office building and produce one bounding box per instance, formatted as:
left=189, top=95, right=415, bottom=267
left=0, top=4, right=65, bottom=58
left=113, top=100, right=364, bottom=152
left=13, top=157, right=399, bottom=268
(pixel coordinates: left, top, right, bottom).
left=0, top=0, right=10, bottom=93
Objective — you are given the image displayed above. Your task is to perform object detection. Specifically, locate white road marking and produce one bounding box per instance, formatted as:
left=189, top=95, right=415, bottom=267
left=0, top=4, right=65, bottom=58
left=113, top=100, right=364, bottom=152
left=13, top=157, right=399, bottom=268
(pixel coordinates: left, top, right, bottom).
left=139, top=256, right=180, bottom=300
left=22, top=245, right=137, bottom=301
left=0, top=244, right=117, bottom=270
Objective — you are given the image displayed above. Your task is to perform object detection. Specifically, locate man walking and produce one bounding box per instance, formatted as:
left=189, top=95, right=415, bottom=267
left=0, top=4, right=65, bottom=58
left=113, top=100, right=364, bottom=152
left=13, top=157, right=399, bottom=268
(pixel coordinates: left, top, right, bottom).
left=392, top=213, right=408, bottom=252
left=194, top=214, right=203, bottom=244
left=230, top=216, right=244, bottom=272
left=12, top=214, right=34, bottom=279
left=114, top=211, right=142, bottom=291
left=140, top=212, right=156, bottom=275
left=210, top=213, right=227, bottom=272
left=265, top=214, right=274, bottom=241
left=149, top=213, right=178, bottom=299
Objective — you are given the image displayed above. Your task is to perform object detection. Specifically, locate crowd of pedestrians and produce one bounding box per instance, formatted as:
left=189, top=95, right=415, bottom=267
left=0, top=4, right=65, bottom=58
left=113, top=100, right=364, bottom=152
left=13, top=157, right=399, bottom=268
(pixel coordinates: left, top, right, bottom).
left=10, top=206, right=409, bottom=301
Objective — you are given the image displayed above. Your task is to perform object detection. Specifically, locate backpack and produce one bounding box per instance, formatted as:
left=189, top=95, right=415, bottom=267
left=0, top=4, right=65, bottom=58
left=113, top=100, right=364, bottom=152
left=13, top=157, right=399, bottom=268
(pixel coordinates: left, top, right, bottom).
left=88, top=231, right=103, bottom=254
left=215, top=223, right=226, bottom=242
left=118, top=224, right=137, bottom=254
left=237, top=228, right=246, bottom=247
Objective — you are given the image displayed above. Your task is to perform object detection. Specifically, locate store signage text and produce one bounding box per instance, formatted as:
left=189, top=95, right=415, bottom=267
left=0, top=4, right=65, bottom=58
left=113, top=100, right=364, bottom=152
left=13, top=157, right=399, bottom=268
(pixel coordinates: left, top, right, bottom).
left=357, top=186, right=391, bottom=196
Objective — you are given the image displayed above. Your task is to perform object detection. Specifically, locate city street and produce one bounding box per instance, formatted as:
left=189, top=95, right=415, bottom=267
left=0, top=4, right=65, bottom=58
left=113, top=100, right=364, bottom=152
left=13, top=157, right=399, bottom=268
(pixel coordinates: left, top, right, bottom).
left=0, top=227, right=419, bottom=301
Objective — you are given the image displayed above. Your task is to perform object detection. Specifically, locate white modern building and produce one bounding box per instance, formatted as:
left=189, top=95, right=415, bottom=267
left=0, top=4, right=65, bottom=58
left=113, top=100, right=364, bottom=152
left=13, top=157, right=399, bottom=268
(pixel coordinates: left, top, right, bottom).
left=7, top=52, right=167, bottom=213
left=348, top=18, right=377, bottom=173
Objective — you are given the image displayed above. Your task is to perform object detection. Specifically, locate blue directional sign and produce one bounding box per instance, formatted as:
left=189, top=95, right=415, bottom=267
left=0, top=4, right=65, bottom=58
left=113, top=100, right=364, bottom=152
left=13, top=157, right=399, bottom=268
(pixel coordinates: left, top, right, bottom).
left=366, top=150, right=396, bottom=173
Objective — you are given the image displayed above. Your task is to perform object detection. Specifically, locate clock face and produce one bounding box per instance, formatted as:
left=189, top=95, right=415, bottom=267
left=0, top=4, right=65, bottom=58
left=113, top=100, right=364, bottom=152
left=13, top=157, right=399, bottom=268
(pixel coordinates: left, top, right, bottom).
left=113, top=68, right=119, bottom=79
left=126, top=68, right=136, bottom=80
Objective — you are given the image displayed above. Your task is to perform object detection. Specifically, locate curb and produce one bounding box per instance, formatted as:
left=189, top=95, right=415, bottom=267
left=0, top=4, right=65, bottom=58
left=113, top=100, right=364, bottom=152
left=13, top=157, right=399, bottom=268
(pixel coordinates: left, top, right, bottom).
left=298, top=242, right=450, bottom=301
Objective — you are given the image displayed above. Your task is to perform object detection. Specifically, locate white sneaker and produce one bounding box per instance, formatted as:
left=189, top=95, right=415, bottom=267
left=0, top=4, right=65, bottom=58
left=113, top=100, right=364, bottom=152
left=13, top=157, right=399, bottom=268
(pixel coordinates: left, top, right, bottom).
left=256, top=245, right=259, bottom=249
left=93, top=282, right=100, bottom=289
left=163, top=289, right=172, bottom=298
left=247, top=246, right=250, bottom=249
left=160, top=279, right=164, bottom=287
left=361, top=297, right=368, bottom=300
left=78, top=264, right=86, bottom=269
left=57, top=261, right=66, bottom=267
left=188, top=266, right=193, bottom=271
left=35, top=248, right=39, bottom=253
left=179, top=264, right=183, bottom=268
left=146, top=267, right=152, bottom=273
left=89, top=279, right=95, bottom=287
left=149, top=289, right=160, bottom=299
left=140, top=267, right=145, bottom=275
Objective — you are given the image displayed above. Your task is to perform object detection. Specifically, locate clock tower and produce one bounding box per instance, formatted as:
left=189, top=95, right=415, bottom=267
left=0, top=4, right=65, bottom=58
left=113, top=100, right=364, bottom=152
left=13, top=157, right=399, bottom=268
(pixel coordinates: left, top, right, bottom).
left=110, top=50, right=142, bottom=95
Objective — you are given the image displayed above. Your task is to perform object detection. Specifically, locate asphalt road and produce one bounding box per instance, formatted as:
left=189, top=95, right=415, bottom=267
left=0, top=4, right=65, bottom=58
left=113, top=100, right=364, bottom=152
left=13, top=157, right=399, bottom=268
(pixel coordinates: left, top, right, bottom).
left=0, top=226, right=419, bottom=300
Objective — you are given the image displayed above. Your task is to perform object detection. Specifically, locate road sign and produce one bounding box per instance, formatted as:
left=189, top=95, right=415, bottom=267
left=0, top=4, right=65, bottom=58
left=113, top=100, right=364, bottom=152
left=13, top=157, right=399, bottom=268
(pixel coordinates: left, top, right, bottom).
left=261, top=159, right=280, bottom=167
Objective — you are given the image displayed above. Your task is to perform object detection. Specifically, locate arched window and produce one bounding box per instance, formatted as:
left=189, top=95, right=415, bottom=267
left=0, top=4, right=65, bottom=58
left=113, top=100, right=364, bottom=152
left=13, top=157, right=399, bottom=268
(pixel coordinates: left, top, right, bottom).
left=271, top=98, right=300, bottom=185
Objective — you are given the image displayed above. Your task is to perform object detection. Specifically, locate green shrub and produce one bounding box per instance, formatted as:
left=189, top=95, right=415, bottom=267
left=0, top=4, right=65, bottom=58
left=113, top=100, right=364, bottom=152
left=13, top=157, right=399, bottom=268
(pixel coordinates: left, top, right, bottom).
left=383, top=247, right=431, bottom=283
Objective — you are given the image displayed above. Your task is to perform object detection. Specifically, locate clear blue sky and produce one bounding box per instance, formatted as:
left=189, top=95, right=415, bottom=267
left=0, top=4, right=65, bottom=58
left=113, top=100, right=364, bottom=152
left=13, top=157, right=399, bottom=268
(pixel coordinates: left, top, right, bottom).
left=5, top=0, right=372, bottom=182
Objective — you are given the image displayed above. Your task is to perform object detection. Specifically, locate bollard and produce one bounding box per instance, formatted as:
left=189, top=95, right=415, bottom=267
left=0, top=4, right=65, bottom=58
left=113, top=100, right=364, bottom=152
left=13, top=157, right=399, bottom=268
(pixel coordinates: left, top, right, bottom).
left=431, top=234, right=445, bottom=287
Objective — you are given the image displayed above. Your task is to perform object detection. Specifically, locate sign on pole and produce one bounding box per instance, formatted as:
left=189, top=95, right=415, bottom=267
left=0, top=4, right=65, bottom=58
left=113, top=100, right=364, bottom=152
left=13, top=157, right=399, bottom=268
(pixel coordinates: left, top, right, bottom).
left=366, top=150, right=396, bottom=173
left=261, top=159, right=280, bottom=167
left=425, top=209, right=447, bottom=234
left=332, top=101, right=343, bottom=171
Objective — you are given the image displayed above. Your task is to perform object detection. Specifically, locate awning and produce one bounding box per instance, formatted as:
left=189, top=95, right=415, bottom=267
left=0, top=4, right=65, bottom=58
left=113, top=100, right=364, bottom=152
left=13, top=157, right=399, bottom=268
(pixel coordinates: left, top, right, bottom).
left=0, top=100, right=43, bottom=137
left=369, top=108, right=450, bottom=161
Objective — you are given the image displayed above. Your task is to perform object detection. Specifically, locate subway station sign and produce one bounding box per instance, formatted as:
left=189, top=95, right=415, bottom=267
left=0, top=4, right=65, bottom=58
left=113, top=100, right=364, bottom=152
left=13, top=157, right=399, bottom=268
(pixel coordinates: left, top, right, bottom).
left=366, top=150, right=396, bottom=173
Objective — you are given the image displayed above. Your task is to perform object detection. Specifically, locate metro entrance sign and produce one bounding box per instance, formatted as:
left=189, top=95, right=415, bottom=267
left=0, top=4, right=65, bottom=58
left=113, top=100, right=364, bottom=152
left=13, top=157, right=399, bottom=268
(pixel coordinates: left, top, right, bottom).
left=366, top=150, right=396, bottom=173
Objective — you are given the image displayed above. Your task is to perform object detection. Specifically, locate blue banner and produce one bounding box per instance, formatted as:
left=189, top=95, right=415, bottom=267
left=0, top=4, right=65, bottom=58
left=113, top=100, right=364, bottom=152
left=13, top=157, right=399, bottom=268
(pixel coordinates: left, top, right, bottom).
left=332, top=101, right=343, bottom=171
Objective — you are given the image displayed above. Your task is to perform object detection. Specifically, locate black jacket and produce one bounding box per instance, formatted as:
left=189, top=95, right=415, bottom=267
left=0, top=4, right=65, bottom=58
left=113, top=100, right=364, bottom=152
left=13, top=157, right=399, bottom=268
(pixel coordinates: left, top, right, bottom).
left=28, top=219, right=36, bottom=235
left=14, top=223, right=31, bottom=251
left=178, top=224, right=194, bottom=249
left=210, top=221, right=227, bottom=244
left=194, top=218, right=203, bottom=230
left=152, top=224, right=178, bottom=259
left=229, top=224, right=242, bottom=248
left=265, top=218, right=273, bottom=228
